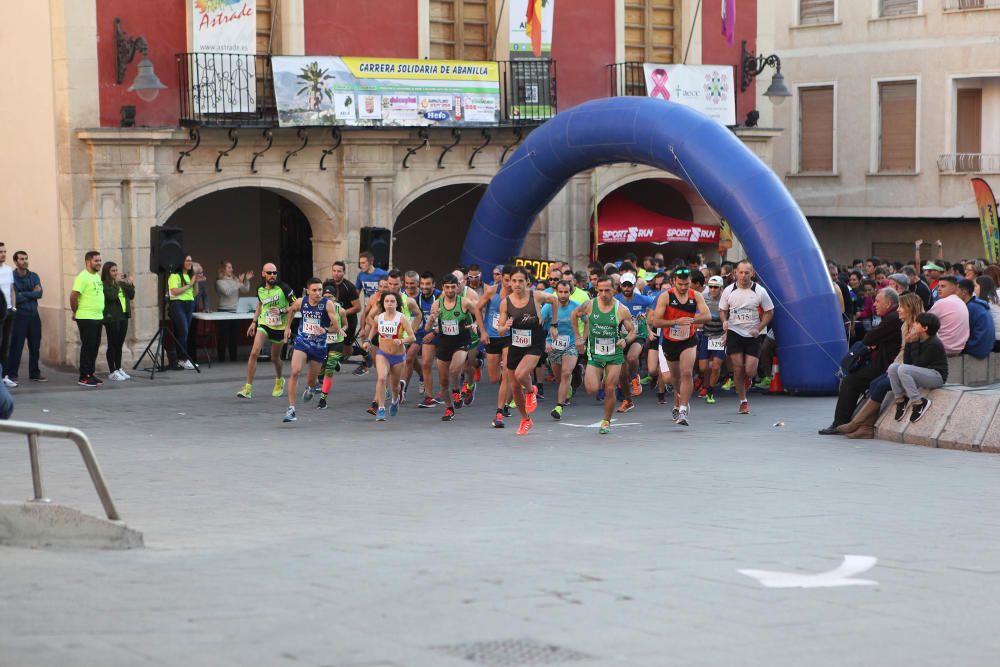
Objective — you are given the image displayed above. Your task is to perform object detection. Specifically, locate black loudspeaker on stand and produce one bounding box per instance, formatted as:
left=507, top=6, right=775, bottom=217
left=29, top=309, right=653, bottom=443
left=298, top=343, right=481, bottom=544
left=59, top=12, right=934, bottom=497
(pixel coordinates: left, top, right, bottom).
left=133, top=226, right=201, bottom=379
left=360, top=227, right=391, bottom=269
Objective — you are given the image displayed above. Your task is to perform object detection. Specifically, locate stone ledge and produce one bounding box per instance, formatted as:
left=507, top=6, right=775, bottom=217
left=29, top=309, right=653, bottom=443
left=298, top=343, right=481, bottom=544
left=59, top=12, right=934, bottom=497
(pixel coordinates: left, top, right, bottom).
left=945, top=352, right=1000, bottom=387
left=875, top=382, right=1000, bottom=451
left=0, top=503, right=144, bottom=550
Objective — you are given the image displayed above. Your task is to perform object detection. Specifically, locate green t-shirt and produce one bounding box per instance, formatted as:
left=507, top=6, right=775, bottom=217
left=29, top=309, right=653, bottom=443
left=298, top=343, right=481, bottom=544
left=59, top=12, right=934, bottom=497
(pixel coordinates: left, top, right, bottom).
left=588, top=298, right=624, bottom=363
left=72, top=270, right=104, bottom=320
left=257, top=284, right=294, bottom=329
left=167, top=273, right=194, bottom=301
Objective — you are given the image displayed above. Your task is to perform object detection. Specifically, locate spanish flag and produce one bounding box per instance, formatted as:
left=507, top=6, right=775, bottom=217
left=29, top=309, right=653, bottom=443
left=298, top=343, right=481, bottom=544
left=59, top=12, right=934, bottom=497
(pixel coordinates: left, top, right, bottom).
left=525, top=0, right=543, bottom=57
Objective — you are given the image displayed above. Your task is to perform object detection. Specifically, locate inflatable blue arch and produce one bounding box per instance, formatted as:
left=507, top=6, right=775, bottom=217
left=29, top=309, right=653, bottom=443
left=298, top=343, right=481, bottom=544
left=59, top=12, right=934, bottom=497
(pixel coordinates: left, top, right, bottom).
left=460, top=97, right=846, bottom=394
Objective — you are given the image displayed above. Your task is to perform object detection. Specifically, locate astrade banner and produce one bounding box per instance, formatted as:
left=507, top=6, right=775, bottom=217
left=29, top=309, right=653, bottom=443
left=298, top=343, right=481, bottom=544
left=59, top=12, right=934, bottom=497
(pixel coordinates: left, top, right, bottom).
left=510, top=0, right=555, bottom=59
left=972, top=177, right=1000, bottom=264
left=193, top=0, right=256, bottom=53
left=271, top=56, right=501, bottom=128
left=642, top=64, right=736, bottom=126
left=191, top=0, right=257, bottom=113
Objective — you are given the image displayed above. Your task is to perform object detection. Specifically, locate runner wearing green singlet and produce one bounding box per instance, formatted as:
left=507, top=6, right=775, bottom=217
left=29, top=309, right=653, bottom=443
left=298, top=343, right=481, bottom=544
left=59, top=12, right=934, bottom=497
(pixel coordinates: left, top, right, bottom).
left=238, top=262, right=297, bottom=399
left=572, top=276, right=636, bottom=435
left=454, top=271, right=482, bottom=407
left=316, top=284, right=347, bottom=410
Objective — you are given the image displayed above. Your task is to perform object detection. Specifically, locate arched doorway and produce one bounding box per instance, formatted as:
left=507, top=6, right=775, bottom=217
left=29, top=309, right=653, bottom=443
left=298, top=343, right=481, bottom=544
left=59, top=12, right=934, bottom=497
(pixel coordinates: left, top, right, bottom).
left=393, top=183, right=487, bottom=278
left=165, top=187, right=313, bottom=294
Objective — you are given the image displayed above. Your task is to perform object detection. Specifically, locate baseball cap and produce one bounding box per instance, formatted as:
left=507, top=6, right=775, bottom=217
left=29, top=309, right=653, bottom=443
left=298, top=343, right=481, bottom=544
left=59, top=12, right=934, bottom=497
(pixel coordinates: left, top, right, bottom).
left=620, top=272, right=637, bottom=285
left=707, top=276, right=724, bottom=287
left=922, top=262, right=944, bottom=272
left=889, top=273, right=910, bottom=288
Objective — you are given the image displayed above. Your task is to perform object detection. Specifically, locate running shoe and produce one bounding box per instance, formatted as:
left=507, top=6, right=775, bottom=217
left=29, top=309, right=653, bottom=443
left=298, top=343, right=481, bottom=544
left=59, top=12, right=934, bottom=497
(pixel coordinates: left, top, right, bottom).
left=503, top=405, right=512, bottom=418
left=442, top=406, right=455, bottom=421
left=316, top=396, right=328, bottom=410
left=755, top=376, right=772, bottom=390
left=452, top=391, right=463, bottom=410
left=617, top=399, right=635, bottom=413
left=535, top=385, right=545, bottom=401
left=283, top=407, right=297, bottom=423
left=596, top=389, right=605, bottom=401
left=352, top=364, right=369, bottom=376
left=237, top=384, right=253, bottom=399
left=598, top=419, right=611, bottom=435
left=389, top=400, right=399, bottom=417
left=78, top=375, right=100, bottom=388
left=92, top=375, right=104, bottom=385
left=657, top=392, right=666, bottom=405
left=30, top=375, right=49, bottom=382
left=721, top=378, right=734, bottom=391
left=671, top=407, right=680, bottom=422
left=302, top=387, right=315, bottom=402
left=910, top=397, right=931, bottom=422
left=434, top=393, right=445, bottom=405
left=631, top=377, right=643, bottom=396
left=376, top=407, right=386, bottom=421
left=418, top=396, right=436, bottom=409
left=525, top=387, right=538, bottom=414
left=464, top=382, right=477, bottom=406
left=272, top=378, right=285, bottom=397
left=893, top=400, right=907, bottom=422
left=507, top=399, right=517, bottom=409
left=180, top=359, right=197, bottom=370
left=665, top=384, right=674, bottom=395
left=2, top=376, right=17, bottom=388
left=367, top=401, right=377, bottom=416
left=706, top=390, right=716, bottom=405
left=551, top=404, right=563, bottom=420
left=739, top=399, right=750, bottom=415
left=639, top=375, right=653, bottom=385
left=676, top=407, right=689, bottom=426
left=492, top=411, right=505, bottom=428
left=516, top=418, right=534, bottom=436
left=399, top=379, right=407, bottom=404
left=697, top=387, right=708, bottom=398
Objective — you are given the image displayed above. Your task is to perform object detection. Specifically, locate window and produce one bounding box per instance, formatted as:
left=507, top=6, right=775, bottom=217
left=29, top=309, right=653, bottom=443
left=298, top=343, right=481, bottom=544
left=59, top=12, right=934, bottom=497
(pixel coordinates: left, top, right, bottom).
left=878, top=80, right=917, bottom=172
left=880, top=0, right=918, bottom=17
left=799, top=0, right=835, bottom=24
left=799, top=86, right=835, bottom=172
left=430, top=0, right=494, bottom=61
left=956, top=88, right=982, bottom=171
left=625, top=0, right=676, bottom=63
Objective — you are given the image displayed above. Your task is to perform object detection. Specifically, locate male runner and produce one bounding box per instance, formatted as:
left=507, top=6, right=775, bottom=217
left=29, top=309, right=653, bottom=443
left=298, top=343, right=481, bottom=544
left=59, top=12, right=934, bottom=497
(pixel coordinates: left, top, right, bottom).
left=413, top=272, right=442, bottom=407
left=425, top=274, right=478, bottom=421
left=719, top=260, right=774, bottom=415
left=541, top=280, right=580, bottom=420
left=649, top=267, right=710, bottom=426
left=476, top=264, right=513, bottom=428
left=451, top=269, right=482, bottom=406
left=316, top=283, right=347, bottom=410
left=323, top=260, right=360, bottom=365
left=614, top=272, right=656, bottom=412
left=352, top=251, right=388, bottom=375
left=572, top=276, right=636, bottom=435
left=697, top=275, right=726, bottom=404
left=281, top=278, right=341, bottom=423
left=238, top=263, right=297, bottom=399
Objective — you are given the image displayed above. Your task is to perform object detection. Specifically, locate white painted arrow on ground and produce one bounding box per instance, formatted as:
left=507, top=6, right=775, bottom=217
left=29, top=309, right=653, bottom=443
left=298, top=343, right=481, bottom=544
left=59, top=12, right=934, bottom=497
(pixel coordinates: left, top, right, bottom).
left=560, top=420, right=641, bottom=428
left=738, top=555, right=878, bottom=589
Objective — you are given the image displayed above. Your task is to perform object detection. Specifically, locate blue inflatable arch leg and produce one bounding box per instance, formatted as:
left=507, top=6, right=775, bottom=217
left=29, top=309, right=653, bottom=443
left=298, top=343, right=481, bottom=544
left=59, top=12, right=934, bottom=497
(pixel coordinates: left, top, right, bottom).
left=459, top=97, right=846, bottom=394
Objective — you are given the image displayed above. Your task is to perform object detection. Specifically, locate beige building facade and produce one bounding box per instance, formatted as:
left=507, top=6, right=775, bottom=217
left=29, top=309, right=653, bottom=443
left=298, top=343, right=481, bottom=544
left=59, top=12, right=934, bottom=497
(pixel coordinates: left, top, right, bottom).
left=771, top=0, right=1000, bottom=265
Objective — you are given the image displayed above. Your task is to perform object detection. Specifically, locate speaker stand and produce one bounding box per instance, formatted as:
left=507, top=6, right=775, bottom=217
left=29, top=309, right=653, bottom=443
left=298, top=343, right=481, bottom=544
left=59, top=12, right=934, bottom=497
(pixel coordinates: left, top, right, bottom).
left=133, top=277, right=201, bottom=380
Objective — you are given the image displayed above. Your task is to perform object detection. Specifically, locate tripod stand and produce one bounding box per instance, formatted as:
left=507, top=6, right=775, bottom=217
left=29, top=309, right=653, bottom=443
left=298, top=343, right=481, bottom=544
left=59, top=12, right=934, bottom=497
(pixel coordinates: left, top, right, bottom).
left=133, top=273, right=201, bottom=379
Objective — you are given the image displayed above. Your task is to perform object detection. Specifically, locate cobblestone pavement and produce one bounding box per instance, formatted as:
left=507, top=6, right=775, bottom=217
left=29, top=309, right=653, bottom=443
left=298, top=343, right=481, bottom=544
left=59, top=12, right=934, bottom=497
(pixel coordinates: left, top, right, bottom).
left=2, top=362, right=999, bottom=666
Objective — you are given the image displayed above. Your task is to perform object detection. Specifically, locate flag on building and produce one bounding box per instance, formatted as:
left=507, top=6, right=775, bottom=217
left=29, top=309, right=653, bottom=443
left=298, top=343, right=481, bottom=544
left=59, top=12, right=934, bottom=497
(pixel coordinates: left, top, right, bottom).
left=721, top=0, right=736, bottom=46
left=526, top=0, right=544, bottom=57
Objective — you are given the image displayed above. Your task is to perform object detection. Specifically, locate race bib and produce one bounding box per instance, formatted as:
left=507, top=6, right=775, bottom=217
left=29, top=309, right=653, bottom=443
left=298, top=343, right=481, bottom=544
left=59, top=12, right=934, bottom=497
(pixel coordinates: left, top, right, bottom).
left=594, top=337, right=615, bottom=356
left=490, top=311, right=500, bottom=331
left=301, top=317, right=323, bottom=336
left=668, top=324, right=691, bottom=340
left=378, top=319, right=399, bottom=338
left=707, top=336, right=725, bottom=351
left=512, top=328, right=532, bottom=348
left=442, top=319, right=460, bottom=336
left=326, top=332, right=343, bottom=345
left=551, top=335, right=570, bottom=351
left=265, top=308, right=282, bottom=327
left=732, top=307, right=756, bottom=324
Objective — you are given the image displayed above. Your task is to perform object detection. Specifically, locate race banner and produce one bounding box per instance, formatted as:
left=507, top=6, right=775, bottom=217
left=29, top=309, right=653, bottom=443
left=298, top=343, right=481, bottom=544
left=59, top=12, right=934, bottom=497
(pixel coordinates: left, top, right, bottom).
left=271, top=57, right=501, bottom=128
left=191, top=0, right=257, bottom=113
left=971, top=178, right=1000, bottom=264
left=510, top=0, right=555, bottom=59
left=642, top=64, right=736, bottom=127
left=513, top=257, right=561, bottom=282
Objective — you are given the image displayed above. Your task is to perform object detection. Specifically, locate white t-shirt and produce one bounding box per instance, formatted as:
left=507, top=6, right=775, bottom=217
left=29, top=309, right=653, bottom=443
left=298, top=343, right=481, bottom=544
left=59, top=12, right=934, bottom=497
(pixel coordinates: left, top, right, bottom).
left=719, top=282, right=774, bottom=338
left=0, top=265, right=14, bottom=313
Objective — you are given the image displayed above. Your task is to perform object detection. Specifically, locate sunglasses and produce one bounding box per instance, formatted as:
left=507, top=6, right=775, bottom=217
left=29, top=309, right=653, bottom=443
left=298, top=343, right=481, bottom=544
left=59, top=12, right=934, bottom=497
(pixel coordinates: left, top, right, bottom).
left=674, top=269, right=691, bottom=276
left=264, top=271, right=277, bottom=275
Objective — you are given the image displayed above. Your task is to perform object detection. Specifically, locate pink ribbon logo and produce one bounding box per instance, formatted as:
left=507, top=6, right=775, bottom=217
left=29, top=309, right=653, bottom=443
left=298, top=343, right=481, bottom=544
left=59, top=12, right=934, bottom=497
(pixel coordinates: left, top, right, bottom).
left=649, top=69, right=670, bottom=100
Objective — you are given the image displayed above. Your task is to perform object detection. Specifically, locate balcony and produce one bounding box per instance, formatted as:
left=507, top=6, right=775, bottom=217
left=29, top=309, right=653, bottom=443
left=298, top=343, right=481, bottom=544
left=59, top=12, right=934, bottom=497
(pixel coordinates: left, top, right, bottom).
left=606, top=62, right=648, bottom=97
left=177, top=53, right=556, bottom=128
left=944, top=0, right=1000, bottom=9
left=937, top=154, right=1000, bottom=173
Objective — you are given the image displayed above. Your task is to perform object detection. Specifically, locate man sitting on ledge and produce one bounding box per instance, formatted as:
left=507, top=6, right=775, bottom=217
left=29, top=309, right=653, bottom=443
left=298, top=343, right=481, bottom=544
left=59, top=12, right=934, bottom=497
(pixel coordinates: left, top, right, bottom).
left=928, top=276, right=969, bottom=357
left=957, top=278, right=995, bottom=360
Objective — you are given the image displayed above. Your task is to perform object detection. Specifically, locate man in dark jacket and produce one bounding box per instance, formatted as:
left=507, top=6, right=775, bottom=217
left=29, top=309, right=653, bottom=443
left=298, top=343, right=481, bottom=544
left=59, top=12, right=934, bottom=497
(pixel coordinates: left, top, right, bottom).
left=819, top=287, right=903, bottom=434
left=958, top=279, right=995, bottom=359
left=6, top=251, right=45, bottom=382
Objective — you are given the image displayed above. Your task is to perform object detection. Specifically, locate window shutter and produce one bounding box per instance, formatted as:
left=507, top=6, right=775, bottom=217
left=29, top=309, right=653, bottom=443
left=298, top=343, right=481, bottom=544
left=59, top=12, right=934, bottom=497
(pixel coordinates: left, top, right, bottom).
left=430, top=0, right=493, bottom=61
left=880, top=0, right=918, bottom=17
left=625, top=0, right=676, bottom=63
left=799, top=0, right=835, bottom=25
left=799, top=86, right=834, bottom=172
left=956, top=89, right=982, bottom=172
left=879, top=81, right=917, bottom=172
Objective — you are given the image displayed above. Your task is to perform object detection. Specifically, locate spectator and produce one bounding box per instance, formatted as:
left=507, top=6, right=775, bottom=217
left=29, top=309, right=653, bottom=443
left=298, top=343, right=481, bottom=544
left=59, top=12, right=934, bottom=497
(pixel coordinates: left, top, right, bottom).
left=70, top=250, right=105, bottom=387
left=901, top=265, right=932, bottom=310
left=167, top=255, right=198, bottom=370
left=928, top=275, right=970, bottom=356
left=888, top=273, right=909, bottom=298
left=7, top=250, right=45, bottom=382
left=887, top=312, right=949, bottom=424
left=215, top=261, right=253, bottom=362
left=0, top=242, right=14, bottom=388
left=964, top=261, right=984, bottom=282
left=957, top=278, right=995, bottom=359
left=922, top=261, right=945, bottom=302
left=974, top=275, right=1000, bottom=353
left=819, top=287, right=902, bottom=434
left=0, top=361, right=11, bottom=419
left=101, top=261, right=135, bottom=381
left=985, top=264, right=1000, bottom=290
left=856, top=279, right=878, bottom=333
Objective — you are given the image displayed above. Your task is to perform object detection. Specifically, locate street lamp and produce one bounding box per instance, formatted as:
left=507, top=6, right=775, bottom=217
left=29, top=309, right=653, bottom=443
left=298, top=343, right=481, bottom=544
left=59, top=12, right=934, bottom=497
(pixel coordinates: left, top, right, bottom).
left=740, top=40, right=791, bottom=106
left=115, top=18, right=166, bottom=102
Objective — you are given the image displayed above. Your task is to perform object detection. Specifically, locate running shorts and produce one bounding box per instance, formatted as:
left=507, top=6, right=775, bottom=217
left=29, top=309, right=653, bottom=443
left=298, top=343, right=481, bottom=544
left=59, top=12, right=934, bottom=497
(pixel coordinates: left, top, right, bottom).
left=293, top=338, right=327, bottom=363
left=697, top=334, right=726, bottom=361
left=436, top=343, right=467, bottom=363
left=377, top=348, right=406, bottom=366
left=506, top=343, right=544, bottom=370
left=660, top=336, right=698, bottom=362
left=257, top=324, right=285, bottom=345
left=547, top=346, right=578, bottom=366
left=725, top=331, right=761, bottom=358
left=587, top=352, right=624, bottom=369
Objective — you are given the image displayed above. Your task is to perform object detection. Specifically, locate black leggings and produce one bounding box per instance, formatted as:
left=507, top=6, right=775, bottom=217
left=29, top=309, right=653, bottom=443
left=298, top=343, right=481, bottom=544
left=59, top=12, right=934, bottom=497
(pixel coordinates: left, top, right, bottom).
left=105, top=320, right=129, bottom=372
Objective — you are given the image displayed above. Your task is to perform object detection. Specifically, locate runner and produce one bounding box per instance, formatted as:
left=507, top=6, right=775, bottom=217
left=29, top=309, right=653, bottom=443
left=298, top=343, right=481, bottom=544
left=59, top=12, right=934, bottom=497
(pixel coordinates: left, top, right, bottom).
left=719, top=260, right=775, bottom=415
left=649, top=267, right=710, bottom=426
left=424, top=274, right=478, bottom=421
left=357, top=277, right=390, bottom=415
left=280, top=278, right=341, bottom=423
left=643, top=272, right=671, bottom=403
left=363, top=292, right=416, bottom=421
left=352, top=251, right=388, bottom=376
left=401, top=270, right=425, bottom=401
left=316, top=283, right=347, bottom=410
left=697, top=275, right=726, bottom=404
left=322, top=261, right=361, bottom=368
left=497, top=268, right=560, bottom=435
left=452, top=269, right=483, bottom=406
left=614, top=272, right=656, bottom=413
left=475, top=264, right=514, bottom=428
left=237, top=263, right=297, bottom=399
left=383, top=270, right=423, bottom=403
left=413, top=272, right=442, bottom=408
left=571, top=276, right=636, bottom=435
left=541, top=279, right=580, bottom=420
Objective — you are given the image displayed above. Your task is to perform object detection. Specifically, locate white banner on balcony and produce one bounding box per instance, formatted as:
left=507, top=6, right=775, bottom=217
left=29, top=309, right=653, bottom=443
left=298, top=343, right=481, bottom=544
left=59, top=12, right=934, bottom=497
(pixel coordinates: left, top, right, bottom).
left=642, top=64, right=736, bottom=127
left=191, top=0, right=257, bottom=113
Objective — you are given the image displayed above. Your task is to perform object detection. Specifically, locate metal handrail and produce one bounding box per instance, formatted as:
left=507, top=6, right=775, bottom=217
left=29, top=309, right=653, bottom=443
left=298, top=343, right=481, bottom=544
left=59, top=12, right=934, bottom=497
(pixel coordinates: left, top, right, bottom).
left=937, top=153, right=1000, bottom=173
left=0, top=420, right=120, bottom=521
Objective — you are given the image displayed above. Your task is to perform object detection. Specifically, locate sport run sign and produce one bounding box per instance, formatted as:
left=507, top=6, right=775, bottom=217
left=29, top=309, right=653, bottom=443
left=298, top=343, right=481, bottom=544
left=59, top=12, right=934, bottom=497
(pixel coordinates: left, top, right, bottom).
left=599, top=225, right=719, bottom=245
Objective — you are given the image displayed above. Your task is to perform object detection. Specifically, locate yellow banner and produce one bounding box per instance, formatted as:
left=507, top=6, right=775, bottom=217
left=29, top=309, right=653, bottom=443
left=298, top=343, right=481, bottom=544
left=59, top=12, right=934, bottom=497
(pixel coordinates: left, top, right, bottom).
left=972, top=178, right=1000, bottom=264
left=341, top=57, right=499, bottom=82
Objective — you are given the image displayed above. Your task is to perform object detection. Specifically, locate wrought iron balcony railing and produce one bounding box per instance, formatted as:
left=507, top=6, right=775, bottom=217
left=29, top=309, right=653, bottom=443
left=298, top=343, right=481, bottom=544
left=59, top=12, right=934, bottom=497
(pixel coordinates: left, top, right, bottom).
left=497, top=59, right=557, bottom=124
left=937, top=153, right=1000, bottom=173
left=943, top=0, right=998, bottom=9
left=607, top=62, right=649, bottom=98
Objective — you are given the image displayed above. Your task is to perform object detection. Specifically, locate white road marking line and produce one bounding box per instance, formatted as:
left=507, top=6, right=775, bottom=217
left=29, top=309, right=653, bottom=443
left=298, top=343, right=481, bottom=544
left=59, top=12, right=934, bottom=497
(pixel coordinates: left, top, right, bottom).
left=738, top=555, right=878, bottom=589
